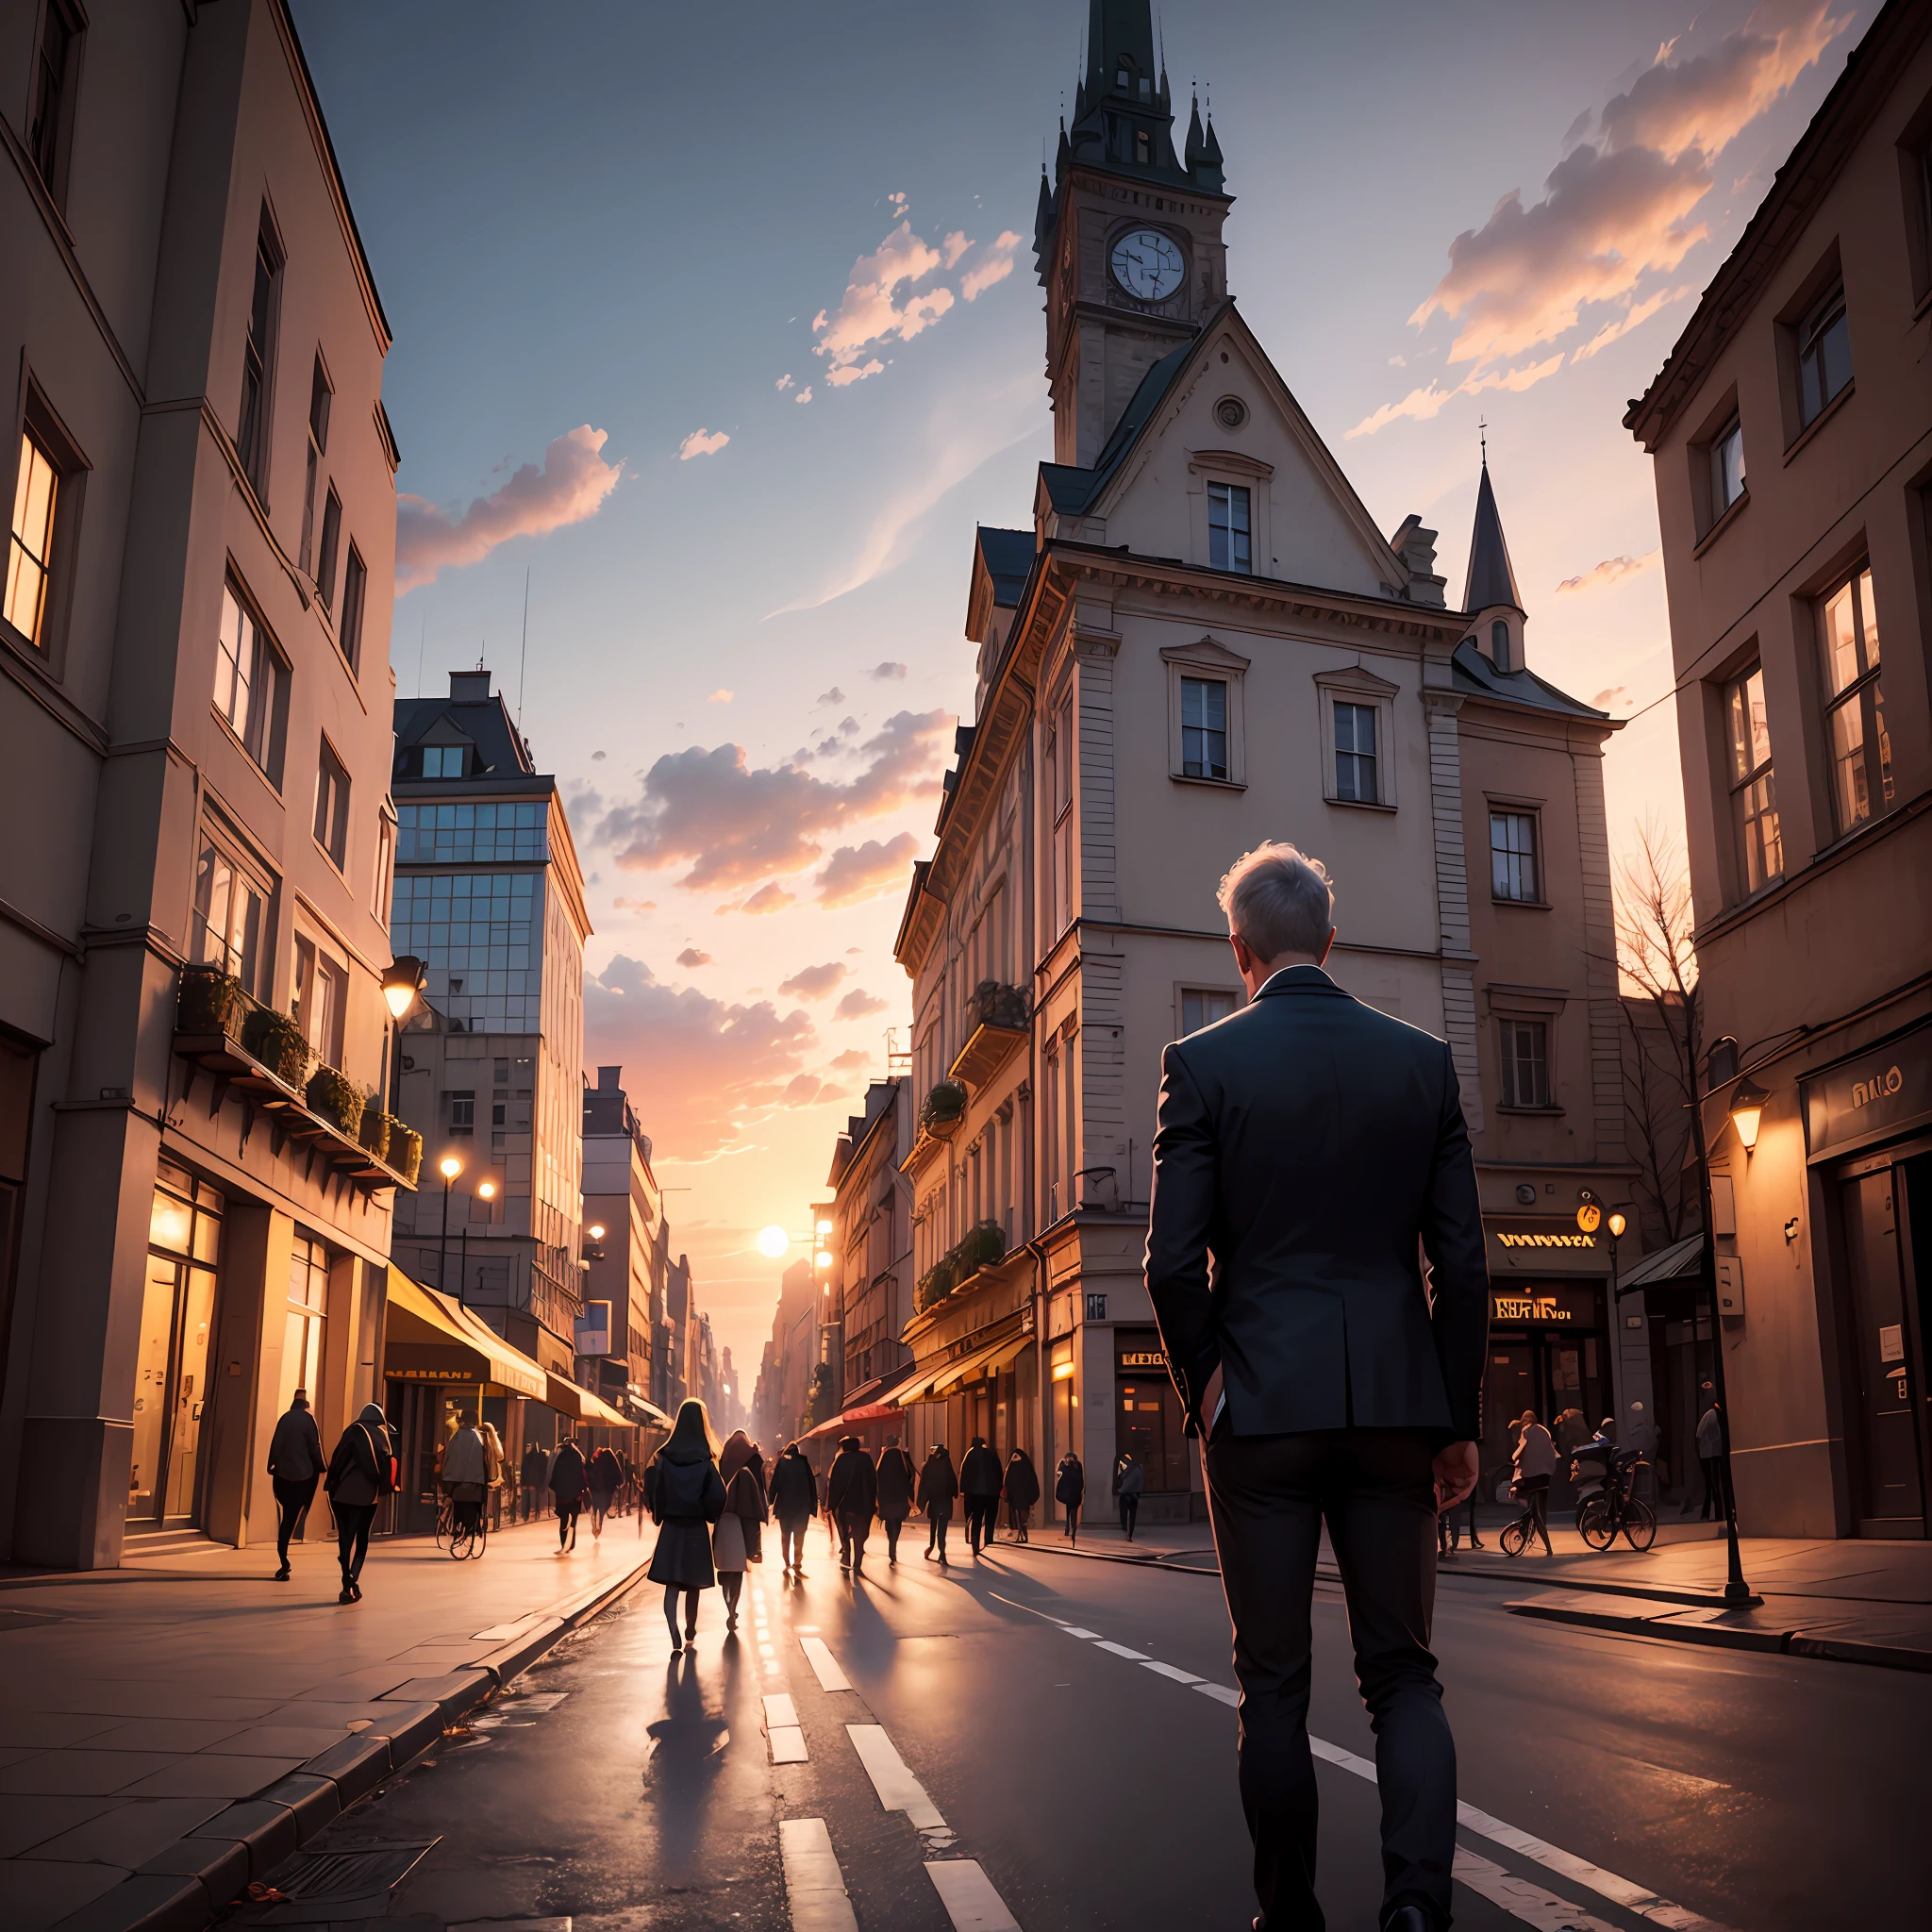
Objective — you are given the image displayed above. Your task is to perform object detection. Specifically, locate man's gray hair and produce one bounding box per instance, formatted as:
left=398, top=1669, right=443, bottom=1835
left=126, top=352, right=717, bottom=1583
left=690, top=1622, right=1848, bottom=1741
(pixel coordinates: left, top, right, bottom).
left=1217, top=841, right=1335, bottom=960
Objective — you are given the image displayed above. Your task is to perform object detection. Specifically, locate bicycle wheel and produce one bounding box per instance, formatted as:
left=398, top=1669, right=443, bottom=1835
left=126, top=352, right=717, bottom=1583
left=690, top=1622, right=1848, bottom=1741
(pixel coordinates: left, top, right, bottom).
left=1622, top=1497, right=1657, bottom=1552
left=450, top=1518, right=475, bottom=1560
left=434, top=1507, right=451, bottom=1552
left=1499, top=1517, right=1528, bottom=1557
left=1577, top=1495, right=1616, bottom=1551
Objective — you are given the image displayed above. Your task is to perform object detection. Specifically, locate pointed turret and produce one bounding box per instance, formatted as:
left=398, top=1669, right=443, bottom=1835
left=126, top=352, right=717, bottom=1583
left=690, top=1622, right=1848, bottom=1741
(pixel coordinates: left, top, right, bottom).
left=1185, top=92, right=1207, bottom=174
left=1061, top=0, right=1192, bottom=185
left=1463, top=458, right=1528, bottom=673
left=1199, top=111, right=1224, bottom=192
left=1033, top=165, right=1055, bottom=284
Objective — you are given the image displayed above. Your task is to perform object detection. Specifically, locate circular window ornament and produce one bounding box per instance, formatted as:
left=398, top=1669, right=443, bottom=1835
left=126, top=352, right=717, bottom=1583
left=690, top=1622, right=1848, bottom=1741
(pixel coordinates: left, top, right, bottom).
left=1214, top=395, right=1248, bottom=429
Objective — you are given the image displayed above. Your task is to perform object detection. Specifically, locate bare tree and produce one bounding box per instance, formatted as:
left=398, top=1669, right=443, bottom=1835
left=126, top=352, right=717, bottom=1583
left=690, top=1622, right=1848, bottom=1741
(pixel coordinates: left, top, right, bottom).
left=1615, top=820, right=1700, bottom=1247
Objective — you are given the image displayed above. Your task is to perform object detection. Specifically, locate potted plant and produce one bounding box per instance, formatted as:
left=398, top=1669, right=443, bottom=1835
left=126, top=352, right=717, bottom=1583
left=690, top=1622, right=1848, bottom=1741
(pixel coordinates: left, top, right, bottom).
left=387, top=1120, right=424, bottom=1187
left=177, top=964, right=247, bottom=1039
left=358, top=1103, right=391, bottom=1163
left=242, top=1006, right=309, bottom=1089
left=919, top=1078, right=968, bottom=1140
left=916, top=1255, right=958, bottom=1312
left=306, top=1064, right=363, bottom=1141
left=957, top=1219, right=1007, bottom=1277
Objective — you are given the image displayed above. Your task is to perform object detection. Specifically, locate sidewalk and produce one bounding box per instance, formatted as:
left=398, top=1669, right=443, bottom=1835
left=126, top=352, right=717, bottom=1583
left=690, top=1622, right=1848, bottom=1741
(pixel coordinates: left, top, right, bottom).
left=0, top=1515, right=653, bottom=1932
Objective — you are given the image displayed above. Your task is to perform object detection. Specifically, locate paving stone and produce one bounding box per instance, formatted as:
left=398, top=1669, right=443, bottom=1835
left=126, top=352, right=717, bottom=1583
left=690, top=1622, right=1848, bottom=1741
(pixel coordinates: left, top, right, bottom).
left=0, top=1715, right=122, bottom=1751
left=0, top=1752, right=177, bottom=1797
left=182, top=1798, right=300, bottom=1879
left=0, top=1797, right=126, bottom=1860
left=69, top=1720, right=247, bottom=1755
left=19, top=1799, right=229, bottom=1870
left=0, top=1855, right=129, bottom=1932
left=200, top=1725, right=348, bottom=1758
left=44, top=1872, right=207, bottom=1932
left=135, top=1830, right=249, bottom=1907
left=115, top=1754, right=306, bottom=1801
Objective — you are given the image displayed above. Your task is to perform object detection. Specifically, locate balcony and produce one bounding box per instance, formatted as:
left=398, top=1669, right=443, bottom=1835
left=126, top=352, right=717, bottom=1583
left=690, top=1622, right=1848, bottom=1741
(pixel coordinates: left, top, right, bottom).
left=948, top=980, right=1029, bottom=1090
left=173, top=965, right=421, bottom=1191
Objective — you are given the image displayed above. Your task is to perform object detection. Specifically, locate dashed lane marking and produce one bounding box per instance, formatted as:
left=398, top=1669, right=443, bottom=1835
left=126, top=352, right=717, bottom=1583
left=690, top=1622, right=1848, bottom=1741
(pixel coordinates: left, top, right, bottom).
left=925, top=1857, right=1024, bottom=1930
left=764, top=1694, right=800, bottom=1727
left=1092, top=1640, right=1150, bottom=1659
left=770, top=1727, right=809, bottom=1763
left=1141, top=1659, right=1203, bottom=1685
left=1452, top=1847, right=1619, bottom=1932
left=800, top=1636, right=852, bottom=1691
left=779, top=1815, right=858, bottom=1932
left=846, top=1723, right=952, bottom=1842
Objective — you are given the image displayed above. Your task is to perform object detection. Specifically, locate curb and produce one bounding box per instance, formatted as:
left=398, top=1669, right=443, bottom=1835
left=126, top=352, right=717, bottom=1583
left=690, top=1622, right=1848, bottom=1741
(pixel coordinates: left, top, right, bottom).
left=1438, top=1560, right=1762, bottom=1610
left=50, top=1555, right=653, bottom=1932
left=991, top=1536, right=1221, bottom=1575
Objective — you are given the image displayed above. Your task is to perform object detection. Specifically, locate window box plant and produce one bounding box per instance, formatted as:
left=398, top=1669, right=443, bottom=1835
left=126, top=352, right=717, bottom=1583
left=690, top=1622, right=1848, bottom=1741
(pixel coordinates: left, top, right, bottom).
left=358, top=1105, right=391, bottom=1163
left=306, top=1064, right=364, bottom=1141
left=177, top=964, right=247, bottom=1039
left=915, top=1255, right=958, bottom=1312
left=919, top=1078, right=968, bottom=1140
left=242, top=1006, right=309, bottom=1090
left=387, top=1120, right=423, bottom=1187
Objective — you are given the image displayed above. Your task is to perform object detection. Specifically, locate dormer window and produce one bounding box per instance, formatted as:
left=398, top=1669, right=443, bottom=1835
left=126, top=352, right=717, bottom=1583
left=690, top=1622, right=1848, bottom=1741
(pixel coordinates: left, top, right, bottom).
left=422, top=745, right=466, bottom=778
left=1491, top=619, right=1511, bottom=671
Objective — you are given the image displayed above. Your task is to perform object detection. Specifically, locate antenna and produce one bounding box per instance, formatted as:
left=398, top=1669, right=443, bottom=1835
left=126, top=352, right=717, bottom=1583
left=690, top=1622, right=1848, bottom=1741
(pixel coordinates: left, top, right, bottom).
left=517, top=569, right=530, bottom=725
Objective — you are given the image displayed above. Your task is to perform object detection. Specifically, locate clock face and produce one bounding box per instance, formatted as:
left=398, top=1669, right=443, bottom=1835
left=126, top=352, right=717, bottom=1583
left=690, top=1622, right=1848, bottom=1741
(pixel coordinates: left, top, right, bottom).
left=1110, top=228, right=1185, bottom=302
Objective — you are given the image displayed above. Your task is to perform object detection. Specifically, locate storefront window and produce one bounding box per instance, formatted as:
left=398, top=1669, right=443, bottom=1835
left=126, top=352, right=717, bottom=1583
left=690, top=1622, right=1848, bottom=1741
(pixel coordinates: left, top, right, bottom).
left=134, top=1165, right=222, bottom=1525
left=1115, top=1331, right=1188, bottom=1491
left=1478, top=1282, right=1607, bottom=1504
left=283, top=1234, right=329, bottom=1418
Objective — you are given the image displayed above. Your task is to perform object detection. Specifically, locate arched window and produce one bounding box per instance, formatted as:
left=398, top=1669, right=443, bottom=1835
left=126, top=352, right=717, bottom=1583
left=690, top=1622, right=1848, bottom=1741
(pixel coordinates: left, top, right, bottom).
left=1491, top=618, right=1511, bottom=671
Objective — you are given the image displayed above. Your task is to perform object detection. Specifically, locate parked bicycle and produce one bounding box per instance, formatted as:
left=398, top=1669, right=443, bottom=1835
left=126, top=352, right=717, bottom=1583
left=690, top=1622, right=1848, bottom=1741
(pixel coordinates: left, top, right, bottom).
left=1572, top=1445, right=1657, bottom=1552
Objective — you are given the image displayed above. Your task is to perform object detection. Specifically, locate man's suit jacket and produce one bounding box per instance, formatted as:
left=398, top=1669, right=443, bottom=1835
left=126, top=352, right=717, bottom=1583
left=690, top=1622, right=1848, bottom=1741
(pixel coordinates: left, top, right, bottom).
left=1144, top=967, right=1489, bottom=1443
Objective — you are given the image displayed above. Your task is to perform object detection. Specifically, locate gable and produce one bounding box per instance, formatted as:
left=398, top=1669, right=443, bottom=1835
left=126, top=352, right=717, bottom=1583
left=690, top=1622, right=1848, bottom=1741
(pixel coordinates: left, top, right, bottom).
left=1089, top=306, right=1407, bottom=601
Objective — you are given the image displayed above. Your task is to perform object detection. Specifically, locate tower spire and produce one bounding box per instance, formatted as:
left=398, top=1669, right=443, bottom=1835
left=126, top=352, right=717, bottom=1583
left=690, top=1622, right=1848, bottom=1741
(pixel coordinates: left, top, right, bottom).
left=1463, top=459, right=1523, bottom=616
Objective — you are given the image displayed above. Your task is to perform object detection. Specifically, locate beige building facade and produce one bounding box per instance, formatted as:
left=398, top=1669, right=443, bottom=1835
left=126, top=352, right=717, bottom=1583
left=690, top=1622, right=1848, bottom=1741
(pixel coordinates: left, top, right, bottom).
left=1, top=0, right=410, bottom=1567
left=1626, top=0, right=1932, bottom=1538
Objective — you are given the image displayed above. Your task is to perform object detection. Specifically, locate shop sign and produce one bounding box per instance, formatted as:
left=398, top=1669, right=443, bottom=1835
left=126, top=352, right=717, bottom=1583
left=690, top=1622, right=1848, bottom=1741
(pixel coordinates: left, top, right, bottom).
left=1803, top=1020, right=1932, bottom=1160
left=388, top=1366, right=477, bottom=1384
left=1117, top=1348, right=1167, bottom=1373
left=1491, top=1284, right=1602, bottom=1328
left=1486, top=1218, right=1605, bottom=1275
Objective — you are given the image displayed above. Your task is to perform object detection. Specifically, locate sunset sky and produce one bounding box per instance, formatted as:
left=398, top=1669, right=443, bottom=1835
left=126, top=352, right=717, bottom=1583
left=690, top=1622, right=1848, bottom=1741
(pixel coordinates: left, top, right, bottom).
left=291, top=0, right=1865, bottom=1376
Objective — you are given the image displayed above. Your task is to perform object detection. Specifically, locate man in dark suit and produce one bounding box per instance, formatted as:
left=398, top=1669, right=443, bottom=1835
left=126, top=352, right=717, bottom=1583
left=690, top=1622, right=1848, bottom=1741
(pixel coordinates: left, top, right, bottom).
left=1145, top=841, right=1488, bottom=1932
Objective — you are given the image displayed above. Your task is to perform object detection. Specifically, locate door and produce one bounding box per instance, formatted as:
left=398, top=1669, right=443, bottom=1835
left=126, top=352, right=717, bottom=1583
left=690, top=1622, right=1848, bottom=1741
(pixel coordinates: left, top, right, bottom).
left=129, top=1255, right=217, bottom=1525
left=1116, top=1376, right=1187, bottom=1492
left=1842, top=1170, right=1924, bottom=1533
left=1481, top=1342, right=1537, bottom=1504
left=129, top=1259, right=178, bottom=1523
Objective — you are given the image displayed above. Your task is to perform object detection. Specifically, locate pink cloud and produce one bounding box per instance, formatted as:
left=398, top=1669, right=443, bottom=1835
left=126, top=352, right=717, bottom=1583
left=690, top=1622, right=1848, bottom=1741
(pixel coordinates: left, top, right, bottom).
left=960, top=232, right=1023, bottom=301
left=778, top=961, right=849, bottom=1001
left=395, top=425, right=621, bottom=593
left=678, top=427, right=730, bottom=460
left=834, top=989, right=890, bottom=1022
left=813, top=220, right=956, bottom=386
left=814, top=832, right=918, bottom=908
left=1557, top=550, right=1661, bottom=595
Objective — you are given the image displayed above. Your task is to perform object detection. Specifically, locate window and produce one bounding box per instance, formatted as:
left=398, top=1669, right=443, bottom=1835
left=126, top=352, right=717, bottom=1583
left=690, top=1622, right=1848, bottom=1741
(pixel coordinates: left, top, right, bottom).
left=300, top=357, right=331, bottom=573
left=372, top=810, right=395, bottom=924
left=421, top=744, right=466, bottom=779
left=238, top=225, right=281, bottom=494
left=391, top=870, right=541, bottom=1031
left=1796, top=284, right=1851, bottom=427
left=1711, top=417, right=1745, bottom=516
left=1135, top=128, right=1152, bottom=166
left=340, top=542, right=366, bottom=671
left=1819, top=567, right=1890, bottom=834
left=1490, top=811, right=1540, bottom=903
left=1334, top=702, right=1378, bottom=804
left=1048, top=686, right=1074, bottom=938
left=1180, top=676, right=1227, bottom=779
left=212, top=580, right=288, bottom=779
left=446, top=1091, right=475, bottom=1137
left=315, top=486, right=341, bottom=612
left=396, top=799, right=546, bottom=863
left=1498, top=1019, right=1551, bottom=1108
left=1180, top=990, right=1236, bottom=1036
left=192, top=837, right=271, bottom=997
left=1724, top=665, right=1782, bottom=892
left=291, top=937, right=345, bottom=1066
left=313, top=740, right=350, bottom=869
left=28, top=1, right=78, bottom=193
left=1491, top=618, right=1511, bottom=669
left=6, top=427, right=59, bottom=647
left=283, top=1235, right=329, bottom=1417
left=1208, top=482, right=1251, bottom=573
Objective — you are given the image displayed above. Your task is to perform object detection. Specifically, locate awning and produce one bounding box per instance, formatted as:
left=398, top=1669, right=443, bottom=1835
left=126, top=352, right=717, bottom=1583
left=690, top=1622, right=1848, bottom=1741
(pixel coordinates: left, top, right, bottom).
left=1614, top=1231, right=1705, bottom=1291
left=898, top=1317, right=1033, bottom=1406
left=802, top=1361, right=921, bottom=1440
left=624, top=1393, right=673, bottom=1428
left=385, top=1267, right=547, bottom=1398
left=544, top=1371, right=633, bottom=1428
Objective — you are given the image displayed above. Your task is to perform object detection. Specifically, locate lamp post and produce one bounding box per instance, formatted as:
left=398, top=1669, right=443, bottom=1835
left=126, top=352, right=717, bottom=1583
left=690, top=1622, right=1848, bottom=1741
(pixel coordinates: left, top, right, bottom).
left=438, top=1153, right=462, bottom=1297
left=459, top=1177, right=495, bottom=1309
left=381, top=956, right=425, bottom=1115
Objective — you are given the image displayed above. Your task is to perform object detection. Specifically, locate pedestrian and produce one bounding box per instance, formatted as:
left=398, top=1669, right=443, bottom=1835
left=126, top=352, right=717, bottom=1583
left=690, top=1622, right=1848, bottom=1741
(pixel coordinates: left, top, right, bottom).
left=265, top=1388, right=324, bottom=1581
left=874, top=1433, right=917, bottom=1564
left=1144, top=841, right=1488, bottom=1932
left=1055, top=1449, right=1085, bottom=1544
left=646, top=1397, right=726, bottom=1653
left=520, top=1439, right=547, bottom=1522
left=1512, top=1409, right=1556, bottom=1554
left=918, top=1442, right=958, bottom=1564
left=441, top=1410, right=490, bottom=1542
left=323, top=1402, right=394, bottom=1605
left=478, top=1417, right=506, bottom=1531
left=827, top=1434, right=878, bottom=1574
left=1002, top=1448, right=1040, bottom=1542
left=1114, top=1447, right=1144, bottom=1541
left=548, top=1432, right=589, bottom=1553
left=588, top=1442, right=623, bottom=1539
left=959, top=1434, right=1003, bottom=1557
left=714, top=1429, right=768, bottom=1628
left=1696, top=1399, right=1727, bottom=1522
left=768, top=1441, right=818, bottom=1574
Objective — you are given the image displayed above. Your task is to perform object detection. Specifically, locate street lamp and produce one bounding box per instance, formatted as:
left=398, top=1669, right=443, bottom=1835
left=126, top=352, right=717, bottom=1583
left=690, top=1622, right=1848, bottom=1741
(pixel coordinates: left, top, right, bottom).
left=1728, top=1077, right=1769, bottom=1154
left=438, top=1152, right=462, bottom=1298
left=381, top=956, right=425, bottom=1114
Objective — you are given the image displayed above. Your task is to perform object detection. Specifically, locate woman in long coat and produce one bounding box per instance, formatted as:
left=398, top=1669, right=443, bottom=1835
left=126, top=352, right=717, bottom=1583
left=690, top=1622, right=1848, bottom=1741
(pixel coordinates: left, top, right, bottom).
left=917, top=1442, right=959, bottom=1566
left=767, top=1442, right=818, bottom=1575
left=1002, top=1448, right=1041, bottom=1542
left=713, top=1430, right=768, bottom=1628
left=548, top=1434, right=590, bottom=1553
left=1055, top=1448, right=1086, bottom=1546
left=874, top=1434, right=917, bottom=1565
left=647, top=1399, right=727, bottom=1652
left=587, top=1443, right=624, bottom=1539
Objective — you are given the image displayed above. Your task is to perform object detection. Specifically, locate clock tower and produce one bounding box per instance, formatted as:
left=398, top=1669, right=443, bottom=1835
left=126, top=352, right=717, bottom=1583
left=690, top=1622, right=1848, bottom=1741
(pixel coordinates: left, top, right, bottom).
left=1034, top=0, right=1232, bottom=467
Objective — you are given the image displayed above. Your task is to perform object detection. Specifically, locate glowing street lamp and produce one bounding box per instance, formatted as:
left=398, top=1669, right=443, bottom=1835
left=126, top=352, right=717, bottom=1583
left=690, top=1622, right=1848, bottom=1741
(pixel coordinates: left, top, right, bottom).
left=437, top=1152, right=463, bottom=1299
left=1729, top=1077, right=1769, bottom=1154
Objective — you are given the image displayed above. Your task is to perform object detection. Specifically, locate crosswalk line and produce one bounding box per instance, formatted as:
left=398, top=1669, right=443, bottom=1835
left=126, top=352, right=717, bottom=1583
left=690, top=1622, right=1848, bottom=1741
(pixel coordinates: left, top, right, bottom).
left=926, top=1857, right=1023, bottom=1930
left=764, top=1693, right=801, bottom=1727
left=779, top=1816, right=858, bottom=1932
left=846, top=1723, right=947, bottom=1832
left=800, top=1636, right=852, bottom=1691
left=770, top=1727, right=809, bottom=1763
left=1452, top=1846, right=1619, bottom=1932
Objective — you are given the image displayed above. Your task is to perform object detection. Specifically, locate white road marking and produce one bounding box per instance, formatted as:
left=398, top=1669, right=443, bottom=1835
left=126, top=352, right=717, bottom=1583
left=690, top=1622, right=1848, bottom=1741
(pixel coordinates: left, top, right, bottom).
left=1141, top=1659, right=1203, bottom=1685
left=1192, top=1681, right=1240, bottom=1707
left=764, top=1693, right=800, bottom=1727
left=800, top=1636, right=852, bottom=1691
left=1093, top=1641, right=1150, bottom=1660
left=925, top=1857, right=1023, bottom=1930
left=1453, top=1847, right=1619, bottom=1931
left=779, top=1815, right=858, bottom=1932
left=770, top=1727, right=809, bottom=1763
left=1059, top=1625, right=1101, bottom=1640
left=847, top=1724, right=947, bottom=1831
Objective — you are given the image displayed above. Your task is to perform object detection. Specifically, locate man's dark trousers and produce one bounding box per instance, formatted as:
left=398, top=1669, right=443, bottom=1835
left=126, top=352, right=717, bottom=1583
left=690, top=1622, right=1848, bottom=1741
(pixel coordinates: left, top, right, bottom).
left=1206, top=1424, right=1454, bottom=1932
left=964, top=1495, right=994, bottom=1552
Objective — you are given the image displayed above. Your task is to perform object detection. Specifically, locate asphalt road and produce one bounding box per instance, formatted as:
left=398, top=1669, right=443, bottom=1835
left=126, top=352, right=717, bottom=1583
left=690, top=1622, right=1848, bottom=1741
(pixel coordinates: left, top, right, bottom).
left=301, top=1517, right=1928, bottom=1931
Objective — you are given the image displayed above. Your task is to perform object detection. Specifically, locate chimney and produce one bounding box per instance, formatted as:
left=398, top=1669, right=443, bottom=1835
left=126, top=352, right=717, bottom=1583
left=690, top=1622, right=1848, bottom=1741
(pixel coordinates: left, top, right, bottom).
left=449, top=669, right=491, bottom=702
left=596, top=1065, right=622, bottom=1092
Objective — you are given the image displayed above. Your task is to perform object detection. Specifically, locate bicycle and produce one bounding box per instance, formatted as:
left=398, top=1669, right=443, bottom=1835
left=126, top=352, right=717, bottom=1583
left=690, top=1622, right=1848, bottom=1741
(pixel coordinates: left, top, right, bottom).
left=1497, top=1480, right=1550, bottom=1557
left=435, top=1489, right=489, bottom=1560
left=1574, top=1448, right=1657, bottom=1552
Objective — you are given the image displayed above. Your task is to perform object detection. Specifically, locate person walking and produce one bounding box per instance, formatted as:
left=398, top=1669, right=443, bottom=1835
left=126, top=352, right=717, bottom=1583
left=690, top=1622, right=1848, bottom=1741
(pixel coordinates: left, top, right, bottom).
left=827, top=1435, right=878, bottom=1574
left=441, top=1411, right=490, bottom=1542
left=265, top=1389, right=324, bottom=1581
left=1144, top=841, right=1488, bottom=1932
left=768, top=1441, right=818, bottom=1574
left=714, top=1430, right=767, bottom=1627
left=1002, top=1448, right=1040, bottom=1542
left=1055, top=1449, right=1085, bottom=1545
left=1114, top=1447, right=1144, bottom=1541
left=588, top=1443, right=624, bottom=1539
left=1511, top=1409, right=1556, bottom=1555
left=478, top=1417, right=507, bottom=1532
left=959, top=1435, right=1003, bottom=1557
left=520, top=1439, right=547, bottom=1523
left=323, top=1402, right=394, bottom=1604
left=1696, top=1400, right=1727, bottom=1522
left=874, top=1434, right=917, bottom=1564
left=918, top=1442, right=958, bottom=1564
left=548, top=1433, right=590, bottom=1553
left=646, top=1398, right=726, bottom=1653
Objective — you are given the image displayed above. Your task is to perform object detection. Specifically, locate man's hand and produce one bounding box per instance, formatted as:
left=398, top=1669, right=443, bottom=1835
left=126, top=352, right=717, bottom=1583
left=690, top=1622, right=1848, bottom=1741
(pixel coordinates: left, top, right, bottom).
left=1432, top=1440, right=1479, bottom=1513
